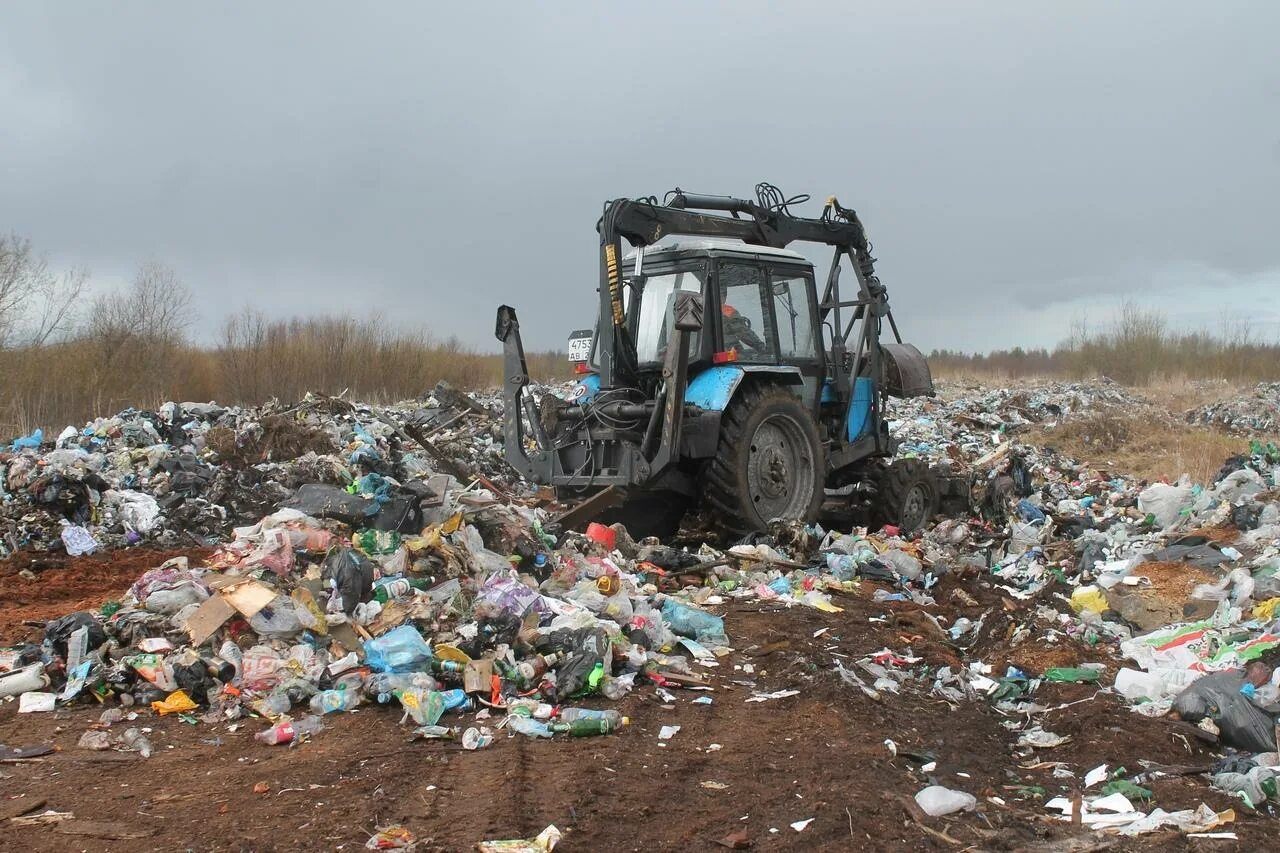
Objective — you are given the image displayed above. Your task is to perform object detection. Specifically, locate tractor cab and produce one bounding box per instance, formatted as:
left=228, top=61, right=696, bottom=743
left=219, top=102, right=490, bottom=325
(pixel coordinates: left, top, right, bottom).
left=583, top=239, right=826, bottom=405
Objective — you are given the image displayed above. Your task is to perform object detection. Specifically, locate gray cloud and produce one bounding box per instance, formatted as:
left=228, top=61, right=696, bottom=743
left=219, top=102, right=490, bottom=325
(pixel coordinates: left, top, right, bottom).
left=2, top=2, right=1277, bottom=353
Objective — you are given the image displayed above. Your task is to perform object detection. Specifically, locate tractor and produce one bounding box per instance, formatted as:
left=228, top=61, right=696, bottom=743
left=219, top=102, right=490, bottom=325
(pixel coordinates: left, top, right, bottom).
left=495, top=183, right=965, bottom=537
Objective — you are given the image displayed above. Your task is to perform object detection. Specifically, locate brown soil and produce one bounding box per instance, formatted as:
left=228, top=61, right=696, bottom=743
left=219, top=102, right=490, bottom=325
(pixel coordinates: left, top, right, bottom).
left=0, top=572, right=1270, bottom=851
left=0, top=547, right=211, bottom=645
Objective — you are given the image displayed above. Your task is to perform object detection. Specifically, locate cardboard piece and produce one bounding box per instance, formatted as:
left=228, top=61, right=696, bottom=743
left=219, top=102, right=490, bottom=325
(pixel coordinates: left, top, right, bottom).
left=186, top=594, right=237, bottom=645
left=221, top=581, right=277, bottom=618
left=464, top=658, right=494, bottom=695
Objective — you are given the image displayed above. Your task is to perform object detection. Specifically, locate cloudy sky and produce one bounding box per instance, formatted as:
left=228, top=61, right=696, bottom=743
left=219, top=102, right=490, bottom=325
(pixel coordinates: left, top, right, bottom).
left=2, top=2, right=1277, bottom=353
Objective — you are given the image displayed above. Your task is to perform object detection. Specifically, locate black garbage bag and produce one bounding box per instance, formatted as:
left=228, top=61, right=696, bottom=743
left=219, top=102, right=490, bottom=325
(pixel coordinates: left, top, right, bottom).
left=321, top=547, right=375, bottom=616
left=1232, top=504, right=1263, bottom=532
left=281, top=484, right=377, bottom=526
left=44, top=612, right=107, bottom=659
left=538, top=627, right=608, bottom=701
left=1172, top=671, right=1277, bottom=752
left=172, top=659, right=217, bottom=705
left=372, top=493, right=424, bottom=533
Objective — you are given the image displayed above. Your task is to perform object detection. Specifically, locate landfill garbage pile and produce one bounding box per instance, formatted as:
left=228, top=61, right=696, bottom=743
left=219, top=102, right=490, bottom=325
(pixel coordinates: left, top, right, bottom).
left=1186, top=382, right=1280, bottom=435
left=0, top=382, right=532, bottom=559
left=886, top=378, right=1156, bottom=465
left=3, top=377, right=1280, bottom=845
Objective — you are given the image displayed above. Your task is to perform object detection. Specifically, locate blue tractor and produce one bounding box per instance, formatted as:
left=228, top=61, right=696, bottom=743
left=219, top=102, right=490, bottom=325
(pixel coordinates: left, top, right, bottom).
left=496, top=184, right=960, bottom=536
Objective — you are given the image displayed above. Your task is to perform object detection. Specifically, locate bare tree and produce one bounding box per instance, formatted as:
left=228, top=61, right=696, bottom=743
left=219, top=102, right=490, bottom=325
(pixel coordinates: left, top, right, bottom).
left=0, top=234, right=89, bottom=349
left=87, top=261, right=195, bottom=409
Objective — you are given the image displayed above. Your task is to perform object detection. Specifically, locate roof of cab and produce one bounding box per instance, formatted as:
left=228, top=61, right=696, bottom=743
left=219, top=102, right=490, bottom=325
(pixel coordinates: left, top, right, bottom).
left=623, top=237, right=808, bottom=263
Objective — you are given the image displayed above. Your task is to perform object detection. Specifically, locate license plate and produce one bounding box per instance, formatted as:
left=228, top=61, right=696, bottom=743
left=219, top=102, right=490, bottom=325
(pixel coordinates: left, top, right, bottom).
left=566, top=330, right=593, bottom=362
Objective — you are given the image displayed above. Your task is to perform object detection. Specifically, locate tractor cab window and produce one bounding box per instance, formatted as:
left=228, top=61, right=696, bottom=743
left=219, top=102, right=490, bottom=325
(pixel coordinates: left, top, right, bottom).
left=630, top=268, right=705, bottom=365
left=770, top=272, right=817, bottom=359
left=718, top=262, right=774, bottom=361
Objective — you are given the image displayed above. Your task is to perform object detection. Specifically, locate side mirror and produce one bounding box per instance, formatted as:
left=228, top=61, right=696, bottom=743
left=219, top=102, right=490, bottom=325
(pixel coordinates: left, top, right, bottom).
left=494, top=305, right=518, bottom=342
left=670, top=292, right=704, bottom=332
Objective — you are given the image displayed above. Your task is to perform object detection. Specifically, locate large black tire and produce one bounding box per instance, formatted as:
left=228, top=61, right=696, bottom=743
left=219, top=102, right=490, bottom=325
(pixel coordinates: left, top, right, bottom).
left=703, top=384, right=825, bottom=536
left=873, top=459, right=938, bottom=533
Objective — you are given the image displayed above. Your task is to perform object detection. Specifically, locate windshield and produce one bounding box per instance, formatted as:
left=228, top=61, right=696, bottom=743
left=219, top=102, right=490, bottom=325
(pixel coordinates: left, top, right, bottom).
left=630, top=268, right=705, bottom=364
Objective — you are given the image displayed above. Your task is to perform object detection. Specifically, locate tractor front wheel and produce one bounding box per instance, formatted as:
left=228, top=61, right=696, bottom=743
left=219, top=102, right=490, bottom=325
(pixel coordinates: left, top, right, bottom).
left=873, top=458, right=938, bottom=533
left=703, top=384, right=824, bottom=536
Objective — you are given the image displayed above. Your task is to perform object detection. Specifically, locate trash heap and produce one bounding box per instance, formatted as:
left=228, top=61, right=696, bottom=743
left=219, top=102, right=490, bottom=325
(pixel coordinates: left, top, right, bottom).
left=1186, top=382, right=1280, bottom=435
left=3, top=378, right=1280, bottom=843
left=0, top=383, right=530, bottom=558
left=885, top=378, right=1154, bottom=463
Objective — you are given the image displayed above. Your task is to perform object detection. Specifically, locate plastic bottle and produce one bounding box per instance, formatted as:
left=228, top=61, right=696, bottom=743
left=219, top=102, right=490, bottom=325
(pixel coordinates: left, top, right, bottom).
left=558, top=707, right=625, bottom=728
left=515, top=653, right=559, bottom=688
left=552, top=715, right=629, bottom=737
left=219, top=640, right=244, bottom=681
left=373, top=577, right=429, bottom=604
left=254, top=716, right=325, bottom=745
left=309, top=689, right=361, bottom=714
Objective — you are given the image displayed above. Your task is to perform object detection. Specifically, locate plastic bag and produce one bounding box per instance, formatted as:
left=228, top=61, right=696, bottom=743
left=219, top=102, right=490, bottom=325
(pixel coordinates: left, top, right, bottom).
left=661, top=598, right=726, bottom=645
left=240, top=646, right=285, bottom=692
left=248, top=596, right=306, bottom=638
left=151, top=689, right=199, bottom=715
left=364, top=625, right=433, bottom=673
left=395, top=686, right=445, bottom=726
left=1171, top=670, right=1276, bottom=752
left=915, top=785, right=977, bottom=817
left=1138, top=481, right=1194, bottom=530
left=477, top=573, right=543, bottom=618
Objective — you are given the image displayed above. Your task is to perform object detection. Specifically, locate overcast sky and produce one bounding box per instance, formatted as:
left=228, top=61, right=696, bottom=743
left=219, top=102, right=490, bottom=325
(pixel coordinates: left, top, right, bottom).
left=3, top=2, right=1277, bottom=353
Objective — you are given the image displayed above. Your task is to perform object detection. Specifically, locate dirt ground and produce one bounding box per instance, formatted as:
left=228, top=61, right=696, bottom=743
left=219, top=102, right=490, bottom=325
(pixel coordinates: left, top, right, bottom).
left=0, top=558, right=1270, bottom=852
left=0, top=548, right=211, bottom=646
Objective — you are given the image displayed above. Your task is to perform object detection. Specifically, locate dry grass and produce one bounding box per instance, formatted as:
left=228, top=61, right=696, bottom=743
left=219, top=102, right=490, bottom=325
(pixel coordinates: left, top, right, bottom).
left=1026, top=412, right=1261, bottom=485
left=0, top=317, right=571, bottom=437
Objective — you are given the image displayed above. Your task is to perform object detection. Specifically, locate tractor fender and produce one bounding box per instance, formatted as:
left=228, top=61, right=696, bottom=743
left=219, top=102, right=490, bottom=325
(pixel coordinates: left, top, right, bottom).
left=686, top=365, right=803, bottom=412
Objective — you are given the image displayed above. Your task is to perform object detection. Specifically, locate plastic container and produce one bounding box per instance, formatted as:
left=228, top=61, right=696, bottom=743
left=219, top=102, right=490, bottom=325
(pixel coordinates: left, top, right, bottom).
left=254, top=716, right=324, bottom=746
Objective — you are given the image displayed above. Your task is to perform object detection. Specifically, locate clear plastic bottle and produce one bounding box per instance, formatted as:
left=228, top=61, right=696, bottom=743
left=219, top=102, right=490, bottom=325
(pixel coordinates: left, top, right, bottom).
left=254, top=716, right=325, bottom=745
left=552, top=712, right=629, bottom=736
left=309, top=689, right=361, bottom=714
left=557, top=707, right=624, bottom=727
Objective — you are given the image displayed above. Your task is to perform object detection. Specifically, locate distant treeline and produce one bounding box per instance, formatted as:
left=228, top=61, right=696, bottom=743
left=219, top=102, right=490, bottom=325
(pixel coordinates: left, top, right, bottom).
left=0, top=233, right=566, bottom=437
left=929, top=302, right=1280, bottom=384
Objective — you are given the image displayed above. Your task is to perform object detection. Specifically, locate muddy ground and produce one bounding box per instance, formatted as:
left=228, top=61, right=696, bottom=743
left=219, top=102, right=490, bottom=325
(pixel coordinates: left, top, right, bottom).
left=0, top=551, right=1270, bottom=852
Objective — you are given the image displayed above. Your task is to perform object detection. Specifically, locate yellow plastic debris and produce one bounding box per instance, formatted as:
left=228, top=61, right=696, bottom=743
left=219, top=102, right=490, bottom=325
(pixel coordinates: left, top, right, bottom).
left=150, top=689, right=198, bottom=715
left=1070, top=585, right=1109, bottom=615
left=1252, top=598, right=1280, bottom=621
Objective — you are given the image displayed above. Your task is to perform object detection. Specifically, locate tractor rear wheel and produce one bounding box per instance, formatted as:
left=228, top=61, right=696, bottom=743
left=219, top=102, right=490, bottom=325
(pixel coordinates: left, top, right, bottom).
left=873, top=458, right=938, bottom=533
left=703, top=384, right=824, bottom=536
